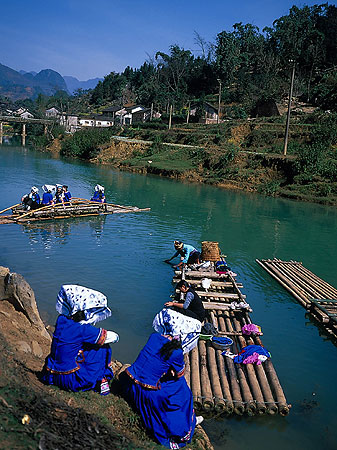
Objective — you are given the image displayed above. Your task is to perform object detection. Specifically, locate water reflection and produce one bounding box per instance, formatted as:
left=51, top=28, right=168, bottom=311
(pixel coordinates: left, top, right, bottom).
left=21, top=215, right=107, bottom=251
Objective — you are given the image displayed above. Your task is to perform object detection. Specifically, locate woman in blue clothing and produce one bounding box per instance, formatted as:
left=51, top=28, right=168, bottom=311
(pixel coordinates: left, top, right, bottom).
left=21, top=186, right=41, bottom=210
left=165, top=240, right=201, bottom=269
left=121, top=309, right=203, bottom=449
left=62, top=185, right=72, bottom=203
left=91, top=184, right=106, bottom=203
left=41, top=188, right=54, bottom=206
left=40, top=285, right=119, bottom=395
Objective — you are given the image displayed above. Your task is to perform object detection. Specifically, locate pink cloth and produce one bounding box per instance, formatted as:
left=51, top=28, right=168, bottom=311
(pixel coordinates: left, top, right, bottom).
left=243, top=352, right=262, bottom=365
left=242, top=323, right=262, bottom=336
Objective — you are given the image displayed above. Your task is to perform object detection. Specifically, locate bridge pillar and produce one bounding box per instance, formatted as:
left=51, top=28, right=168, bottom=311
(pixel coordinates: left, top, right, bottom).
left=22, top=123, right=27, bottom=146
left=0, top=122, right=3, bottom=145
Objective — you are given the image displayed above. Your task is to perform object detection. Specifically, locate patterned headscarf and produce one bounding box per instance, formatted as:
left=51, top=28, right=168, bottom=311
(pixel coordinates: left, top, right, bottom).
left=152, top=308, right=201, bottom=354
left=56, top=284, right=111, bottom=325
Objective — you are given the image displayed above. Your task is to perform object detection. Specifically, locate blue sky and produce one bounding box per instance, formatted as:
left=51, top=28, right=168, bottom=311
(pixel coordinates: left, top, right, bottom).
left=1, top=0, right=336, bottom=80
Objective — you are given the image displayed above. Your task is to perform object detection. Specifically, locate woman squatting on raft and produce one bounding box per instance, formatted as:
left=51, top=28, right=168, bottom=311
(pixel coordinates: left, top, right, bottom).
left=165, top=280, right=205, bottom=323
left=165, top=240, right=201, bottom=270
left=40, top=285, right=119, bottom=395
left=121, top=308, right=203, bottom=449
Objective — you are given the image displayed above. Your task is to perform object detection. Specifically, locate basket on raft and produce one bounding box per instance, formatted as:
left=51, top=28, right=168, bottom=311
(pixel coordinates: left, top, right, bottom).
left=201, top=241, right=221, bottom=262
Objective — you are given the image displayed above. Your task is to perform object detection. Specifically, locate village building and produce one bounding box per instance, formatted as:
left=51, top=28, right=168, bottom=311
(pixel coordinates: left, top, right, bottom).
left=59, top=114, right=79, bottom=133
left=20, top=111, right=34, bottom=119
left=78, top=115, right=114, bottom=128
left=45, top=107, right=61, bottom=118
left=189, top=102, right=219, bottom=124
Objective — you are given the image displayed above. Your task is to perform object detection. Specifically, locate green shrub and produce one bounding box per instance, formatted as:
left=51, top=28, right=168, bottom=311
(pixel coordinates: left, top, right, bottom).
left=61, top=128, right=115, bottom=159
left=257, top=180, right=280, bottom=196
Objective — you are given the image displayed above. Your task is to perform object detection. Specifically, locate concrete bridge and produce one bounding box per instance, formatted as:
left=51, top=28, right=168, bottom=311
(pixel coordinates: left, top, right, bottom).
left=0, top=115, right=54, bottom=146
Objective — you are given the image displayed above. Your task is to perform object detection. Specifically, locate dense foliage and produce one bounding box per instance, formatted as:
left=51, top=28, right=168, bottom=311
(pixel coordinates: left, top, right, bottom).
left=87, top=3, right=337, bottom=114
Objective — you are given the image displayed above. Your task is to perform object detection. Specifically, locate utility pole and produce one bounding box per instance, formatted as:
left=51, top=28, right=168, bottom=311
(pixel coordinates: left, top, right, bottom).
left=186, top=102, right=190, bottom=124
left=150, top=103, right=153, bottom=121
left=217, top=79, right=222, bottom=124
left=168, top=104, right=173, bottom=130
left=283, top=60, right=296, bottom=156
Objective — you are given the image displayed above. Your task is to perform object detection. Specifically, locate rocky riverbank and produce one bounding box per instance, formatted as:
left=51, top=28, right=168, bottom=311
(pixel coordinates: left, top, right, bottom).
left=0, top=266, right=213, bottom=449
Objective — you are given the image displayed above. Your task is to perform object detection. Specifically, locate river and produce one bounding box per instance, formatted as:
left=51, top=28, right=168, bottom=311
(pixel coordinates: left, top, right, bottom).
left=0, top=145, right=337, bottom=450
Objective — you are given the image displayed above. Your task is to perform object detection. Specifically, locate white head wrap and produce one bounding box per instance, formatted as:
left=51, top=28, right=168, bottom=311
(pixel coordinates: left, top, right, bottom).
left=56, top=284, right=111, bottom=325
left=95, top=184, right=105, bottom=193
left=31, top=186, right=39, bottom=193
left=152, top=308, right=201, bottom=354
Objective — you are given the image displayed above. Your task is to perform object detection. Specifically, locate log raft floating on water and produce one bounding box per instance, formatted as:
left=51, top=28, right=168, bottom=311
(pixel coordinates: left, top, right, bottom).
left=0, top=200, right=150, bottom=225
left=174, top=264, right=289, bottom=416
left=256, top=258, right=337, bottom=341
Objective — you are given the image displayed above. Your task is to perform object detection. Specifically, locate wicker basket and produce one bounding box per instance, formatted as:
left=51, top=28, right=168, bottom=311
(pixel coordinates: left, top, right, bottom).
left=201, top=241, right=220, bottom=262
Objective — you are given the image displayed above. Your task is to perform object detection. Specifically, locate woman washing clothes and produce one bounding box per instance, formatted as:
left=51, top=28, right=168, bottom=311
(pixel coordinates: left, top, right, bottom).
left=121, top=308, right=203, bottom=449
left=40, top=285, right=119, bottom=395
left=165, top=240, right=201, bottom=269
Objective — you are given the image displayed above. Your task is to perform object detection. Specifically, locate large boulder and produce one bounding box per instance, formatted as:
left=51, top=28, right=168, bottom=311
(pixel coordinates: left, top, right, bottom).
left=0, top=266, right=50, bottom=339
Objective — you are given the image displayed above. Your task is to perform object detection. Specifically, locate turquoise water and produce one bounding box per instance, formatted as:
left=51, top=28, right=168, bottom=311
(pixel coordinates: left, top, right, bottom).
left=0, top=146, right=337, bottom=449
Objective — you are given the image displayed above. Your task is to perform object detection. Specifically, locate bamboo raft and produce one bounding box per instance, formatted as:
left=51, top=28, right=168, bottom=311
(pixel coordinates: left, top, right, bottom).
left=175, top=265, right=290, bottom=417
left=0, top=199, right=150, bottom=224
left=256, top=258, right=337, bottom=340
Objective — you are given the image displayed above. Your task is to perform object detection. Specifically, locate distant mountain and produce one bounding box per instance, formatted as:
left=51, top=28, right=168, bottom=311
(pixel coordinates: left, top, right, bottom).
left=63, top=76, right=102, bottom=94
left=0, top=63, right=68, bottom=100
left=19, top=70, right=37, bottom=76
left=0, top=63, right=38, bottom=100
left=34, top=69, right=68, bottom=95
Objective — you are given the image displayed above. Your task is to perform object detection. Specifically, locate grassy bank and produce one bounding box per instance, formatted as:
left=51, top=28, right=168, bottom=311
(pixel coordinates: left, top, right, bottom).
left=0, top=297, right=211, bottom=450
left=51, top=113, right=337, bottom=206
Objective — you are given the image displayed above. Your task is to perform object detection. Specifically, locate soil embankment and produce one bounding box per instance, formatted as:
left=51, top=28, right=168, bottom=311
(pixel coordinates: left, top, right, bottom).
left=0, top=266, right=213, bottom=449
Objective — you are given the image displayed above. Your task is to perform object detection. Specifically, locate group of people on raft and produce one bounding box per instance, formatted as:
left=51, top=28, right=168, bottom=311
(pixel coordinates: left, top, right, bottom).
left=41, top=240, right=205, bottom=449
left=21, top=184, right=106, bottom=211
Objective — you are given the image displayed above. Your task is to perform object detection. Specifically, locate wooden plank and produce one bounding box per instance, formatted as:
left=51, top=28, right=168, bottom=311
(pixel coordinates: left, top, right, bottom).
left=175, top=270, right=227, bottom=278
left=176, top=290, right=245, bottom=300
left=202, top=302, right=252, bottom=312
left=172, top=278, right=243, bottom=288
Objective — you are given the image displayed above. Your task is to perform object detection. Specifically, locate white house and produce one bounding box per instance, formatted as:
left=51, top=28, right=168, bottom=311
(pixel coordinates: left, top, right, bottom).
left=45, top=107, right=61, bottom=118
left=20, top=111, right=34, bottom=119
left=59, top=114, right=79, bottom=132
left=79, top=115, right=114, bottom=128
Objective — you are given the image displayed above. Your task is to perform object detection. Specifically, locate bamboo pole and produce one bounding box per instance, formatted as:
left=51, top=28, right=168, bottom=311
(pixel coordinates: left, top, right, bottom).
left=198, top=339, right=214, bottom=411
left=0, top=203, right=20, bottom=215
left=230, top=311, right=266, bottom=415
left=289, top=263, right=337, bottom=299
left=228, top=272, right=246, bottom=303
left=240, top=317, right=278, bottom=415
left=221, top=311, right=256, bottom=415
left=270, top=261, right=322, bottom=300
left=190, top=346, right=203, bottom=411
left=15, top=200, right=88, bottom=221
left=217, top=311, right=250, bottom=415
left=206, top=341, right=227, bottom=414
left=18, top=212, right=104, bottom=223
left=72, top=197, right=140, bottom=211
left=245, top=313, right=289, bottom=416
left=211, top=311, right=235, bottom=414
left=256, top=259, right=309, bottom=307
left=184, top=353, right=191, bottom=388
